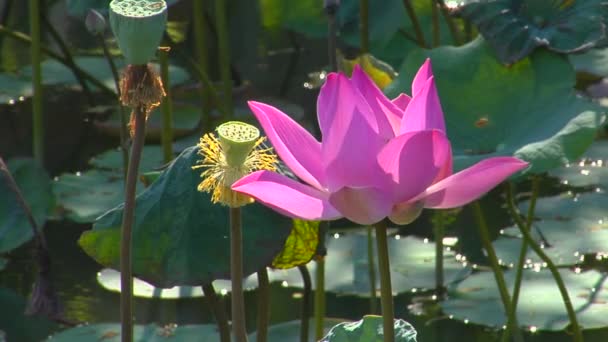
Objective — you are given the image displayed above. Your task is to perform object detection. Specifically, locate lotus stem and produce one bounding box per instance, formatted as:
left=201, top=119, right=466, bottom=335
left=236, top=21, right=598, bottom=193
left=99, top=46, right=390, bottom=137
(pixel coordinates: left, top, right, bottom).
left=201, top=283, right=230, bottom=342
left=256, top=267, right=270, bottom=342
left=193, top=0, right=211, bottom=128
left=437, top=0, right=462, bottom=45
left=229, top=207, right=248, bottom=342
left=433, top=220, right=445, bottom=296
left=506, top=184, right=584, bottom=342
left=374, top=219, right=395, bottom=342
left=430, top=0, right=440, bottom=47
left=471, top=201, right=523, bottom=342
left=28, top=0, right=43, bottom=163
left=215, top=0, right=232, bottom=118
left=503, top=179, right=539, bottom=342
left=120, top=106, right=147, bottom=342
left=367, top=227, right=378, bottom=313
left=158, top=47, right=173, bottom=163
left=401, top=0, right=427, bottom=48
left=298, top=265, right=312, bottom=342
left=325, top=1, right=339, bottom=72
left=98, top=34, right=129, bottom=178
left=314, top=221, right=329, bottom=340
left=360, top=0, right=369, bottom=53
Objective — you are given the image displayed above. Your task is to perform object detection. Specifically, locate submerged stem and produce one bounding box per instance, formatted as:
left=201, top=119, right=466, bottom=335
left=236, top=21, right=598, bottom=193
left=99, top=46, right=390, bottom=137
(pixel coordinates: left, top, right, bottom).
left=158, top=47, right=173, bottom=163
left=192, top=0, right=211, bottom=129
left=433, top=221, right=445, bottom=296
left=367, top=227, right=378, bottom=314
left=214, top=0, right=232, bottom=118
left=430, top=0, right=440, bottom=47
left=314, top=221, right=329, bottom=340
left=230, top=207, right=248, bottom=342
left=471, top=201, right=523, bottom=342
left=120, top=106, right=147, bottom=342
left=256, top=268, right=270, bottom=342
left=401, top=0, right=427, bottom=47
left=374, top=220, right=394, bottom=342
left=298, top=265, right=312, bottom=342
left=29, top=0, right=43, bottom=163
left=201, top=283, right=230, bottom=342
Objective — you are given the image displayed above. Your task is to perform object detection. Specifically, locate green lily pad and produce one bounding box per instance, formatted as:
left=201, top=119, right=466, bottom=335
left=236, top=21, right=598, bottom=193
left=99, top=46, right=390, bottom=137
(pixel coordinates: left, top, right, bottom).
left=89, top=146, right=165, bottom=173
left=0, top=158, right=52, bottom=253
left=79, top=146, right=292, bottom=287
left=0, top=287, right=57, bottom=342
left=320, top=316, right=417, bottom=342
left=441, top=269, right=608, bottom=331
left=96, top=268, right=261, bottom=299
left=386, top=37, right=605, bottom=175
left=0, top=73, right=32, bottom=104
left=248, top=319, right=346, bottom=342
left=264, top=234, right=470, bottom=296
left=520, top=191, right=608, bottom=222
left=569, top=47, right=608, bottom=78
left=47, top=323, right=219, bottom=341
left=548, top=140, right=608, bottom=187
left=451, top=0, right=608, bottom=64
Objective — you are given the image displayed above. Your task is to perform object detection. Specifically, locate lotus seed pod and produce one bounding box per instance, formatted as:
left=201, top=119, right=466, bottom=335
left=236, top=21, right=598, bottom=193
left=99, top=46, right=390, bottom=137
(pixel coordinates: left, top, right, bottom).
left=109, top=0, right=167, bottom=65
left=216, top=121, right=260, bottom=168
left=85, top=9, right=107, bottom=36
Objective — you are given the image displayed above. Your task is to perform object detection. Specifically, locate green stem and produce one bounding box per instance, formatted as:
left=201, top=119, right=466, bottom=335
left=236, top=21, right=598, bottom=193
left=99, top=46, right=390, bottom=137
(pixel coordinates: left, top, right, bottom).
left=471, top=201, right=523, bottom=342
left=401, top=0, right=427, bottom=48
left=506, top=184, right=584, bottom=342
left=360, top=0, right=369, bottom=53
left=201, top=283, right=230, bottom=342
left=314, top=221, right=329, bottom=340
left=256, top=268, right=270, bottom=342
left=430, top=0, right=440, bottom=47
left=214, top=0, right=232, bottom=118
left=325, top=2, right=338, bottom=72
left=192, top=0, right=211, bottom=130
left=0, top=25, right=116, bottom=96
left=433, top=221, right=445, bottom=297
left=503, top=179, right=539, bottom=342
left=120, top=106, right=147, bottom=342
left=158, top=47, right=173, bottom=163
left=29, top=0, right=43, bottom=163
left=230, top=207, right=248, bottom=342
left=98, top=35, right=129, bottom=179
left=367, top=227, right=378, bottom=314
left=298, top=265, right=312, bottom=342
left=437, top=0, right=462, bottom=45
left=374, top=220, right=394, bottom=342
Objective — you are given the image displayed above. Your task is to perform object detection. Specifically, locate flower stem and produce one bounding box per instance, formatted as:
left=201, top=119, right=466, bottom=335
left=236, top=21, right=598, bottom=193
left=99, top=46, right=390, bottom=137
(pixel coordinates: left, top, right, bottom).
left=298, top=265, right=312, bottom=342
left=256, top=267, right=270, bottom=342
left=374, top=220, right=394, bottom=342
left=201, top=283, right=230, bottom=342
left=505, top=183, right=584, bottom=342
left=214, top=0, right=232, bottom=118
left=360, top=0, right=369, bottom=53
left=29, top=0, right=43, bottom=163
left=367, top=227, right=378, bottom=314
left=503, top=179, right=539, bottom=342
left=229, top=206, right=248, bottom=342
left=430, top=0, right=440, bottom=47
left=471, top=201, right=523, bottom=342
left=192, top=0, right=211, bottom=129
left=314, top=257, right=326, bottom=340
left=158, top=47, right=173, bottom=163
left=120, top=106, right=147, bottom=342
left=401, top=0, right=427, bottom=48
left=437, top=0, right=462, bottom=45
left=433, top=220, right=445, bottom=296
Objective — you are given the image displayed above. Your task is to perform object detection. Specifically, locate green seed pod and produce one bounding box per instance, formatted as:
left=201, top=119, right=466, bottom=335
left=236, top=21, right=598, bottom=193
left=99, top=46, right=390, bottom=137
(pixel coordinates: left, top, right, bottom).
left=109, top=0, right=167, bottom=65
left=216, top=121, right=260, bottom=168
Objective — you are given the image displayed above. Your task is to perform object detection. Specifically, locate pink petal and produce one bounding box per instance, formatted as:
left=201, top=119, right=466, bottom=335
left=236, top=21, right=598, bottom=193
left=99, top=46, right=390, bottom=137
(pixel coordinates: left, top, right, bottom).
left=411, top=58, right=433, bottom=96
left=400, top=76, right=446, bottom=134
left=422, top=157, right=529, bottom=209
left=248, top=101, right=325, bottom=190
left=329, top=186, right=393, bottom=225
left=351, top=66, right=403, bottom=138
left=391, top=93, right=411, bottom=112
left=433, top=154, right=453, bottom=184
left=232, top=170, right=341, bottom=221
left=389, top=201, right=424, bottom=225
left=318, top=73, right=385, bottom=191
left=378, top=130, right=451, bottom=203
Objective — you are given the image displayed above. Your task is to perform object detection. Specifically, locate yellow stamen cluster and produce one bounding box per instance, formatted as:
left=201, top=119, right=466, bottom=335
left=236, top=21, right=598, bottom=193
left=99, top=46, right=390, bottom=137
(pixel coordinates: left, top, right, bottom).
left=192, top=133, right=278, bottom=207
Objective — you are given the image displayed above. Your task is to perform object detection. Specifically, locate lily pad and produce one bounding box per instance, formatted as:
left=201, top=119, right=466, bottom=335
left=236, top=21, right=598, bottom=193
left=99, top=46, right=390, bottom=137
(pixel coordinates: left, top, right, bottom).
left=548, top=140, right=608, bottom=188
left=569, top=47, right=608, bottom=78
left=520, top=191, right=608, bottom=222
left=89, top=146, right=165, bottom=173
left=0, top=158, right=52, bottom=253
left=248, top=319, right=345, bottom=342
left=386, top=37, right=605, bottom=175
left=0, top=287, right=57, bottom=342
left=451, top=0, right=608, bottom=64
left=441, top=269, right=608, bottom=331
left=47, top=323, right=219, bottom=341
left=264, top=233, right=470, bottom=296
left=79, top=146, right=292, bottom=287
left=0, top=73, right=32, bottom=104
left=272, top=220, right=319, bottom=269
left=320, top=316, right=417, bottom=342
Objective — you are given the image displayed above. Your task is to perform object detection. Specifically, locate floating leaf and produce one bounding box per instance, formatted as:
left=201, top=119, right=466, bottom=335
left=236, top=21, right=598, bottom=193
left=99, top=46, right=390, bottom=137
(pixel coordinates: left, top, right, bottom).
left=0, top=288, right=57, bottom=342
left=387, top=37, right=605, bottom=175
left=47, top=323, right=219, bottom=341
left=520, top=191, right=608, bottom=222
left=441, top=269, right=608, bottom=331
left=79, top=146, right=291, bottom=287
left=272, top=220, right=319, bottom=269
left=0, top=158, right=52, bottom=253
left=451, top=0, right=608, bottom=64
left=569, top=47, right=608, bottom=78
left=548, top=140, right=608, bottom=187
left=0, top=73, right=32, bottom=104
left=89, top=146, right=165, bottom=174
left=249, top=319, right=345, bottom=342
left=320, top=316, right=417, bottom=342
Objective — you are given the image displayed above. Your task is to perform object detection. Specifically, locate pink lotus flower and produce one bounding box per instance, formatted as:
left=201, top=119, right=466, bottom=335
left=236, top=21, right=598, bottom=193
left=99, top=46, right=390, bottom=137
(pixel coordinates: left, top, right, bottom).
left=232, top=60, right=528, bottom=225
